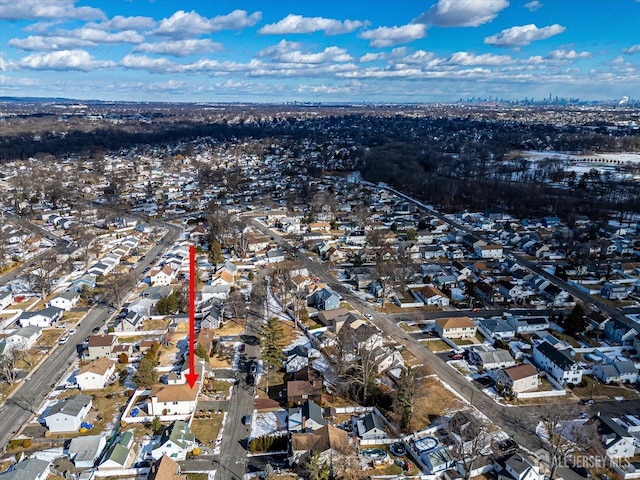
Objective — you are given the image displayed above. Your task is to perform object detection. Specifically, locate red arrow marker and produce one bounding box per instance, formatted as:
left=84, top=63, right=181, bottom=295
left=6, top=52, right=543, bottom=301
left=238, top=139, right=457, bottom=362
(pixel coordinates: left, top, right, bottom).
left=185, top=244, right=199, bottom=388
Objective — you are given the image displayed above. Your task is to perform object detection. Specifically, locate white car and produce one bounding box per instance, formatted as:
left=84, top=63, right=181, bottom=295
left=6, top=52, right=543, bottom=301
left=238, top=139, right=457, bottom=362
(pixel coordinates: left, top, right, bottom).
left=68, top=328, right=77, bottom=336
left=364, top=313, right=373, bottom=319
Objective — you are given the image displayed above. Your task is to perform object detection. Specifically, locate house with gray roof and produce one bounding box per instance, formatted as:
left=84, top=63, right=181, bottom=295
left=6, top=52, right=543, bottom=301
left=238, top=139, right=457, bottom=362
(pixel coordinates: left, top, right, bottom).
left=44, top=394, right=92, bottom=433
left=478, top=318, right=516, bottom=341
left=0, top=458, right=50, bottom=480
left=468, top=345, right=516, bottom=370
left=355, top=411, right=388, bottom=441
left=288, top=399, right=327, bottom=433
left=69, top=434, right=106, bottom=469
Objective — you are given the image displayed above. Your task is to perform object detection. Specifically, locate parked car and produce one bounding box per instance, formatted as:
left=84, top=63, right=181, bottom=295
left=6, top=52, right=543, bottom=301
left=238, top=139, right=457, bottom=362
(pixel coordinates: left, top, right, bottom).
left=450, top=354, right=463, bottom=360
left=242, top=414, right=251, bottom=425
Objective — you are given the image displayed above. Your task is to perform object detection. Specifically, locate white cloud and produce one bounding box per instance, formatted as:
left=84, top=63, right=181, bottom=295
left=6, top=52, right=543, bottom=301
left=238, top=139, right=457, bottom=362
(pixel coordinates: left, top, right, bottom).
left=259, top=14, right=368, bottom=35
left=154, top=9, right=261, bottom=38
left=546, top=49, right=592, bottom=61
left=72, top=27, right=144, bottom=44
left=121, top=54, right=179, bottom=73
left=90, top=15, right=156, bottom=31
left=0, top=56, right=16, bottom=71
left=260, top=40, right=352, bottom=64
left=524, top=1, right=543, bottom=11
left=622, top=44, right=640, bottom=54
left=0, top=0, right=105, bottom=21
left=448, top=51, right=513, bottom=66
left=8, top=35, right=95, bottom=51
left=359, top=52, right=386, bottom=62
left=415, top=0, right=509, bottom=27
left=133, top=39, right=223, bottom=57
left=19, top=50, right=115, bottom=71
left=360, top=23, right=427, bottom=48
left=484, top=23, right=565, bottom=48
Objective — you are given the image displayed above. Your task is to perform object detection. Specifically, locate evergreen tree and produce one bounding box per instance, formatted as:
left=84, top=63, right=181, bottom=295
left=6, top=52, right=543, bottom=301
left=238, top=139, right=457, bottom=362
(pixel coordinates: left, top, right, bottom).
left=565, top=303, right=585, bottom=336
left=260, top=317, right=285, bottom=371
left=195, top=342, right=209, bottom=360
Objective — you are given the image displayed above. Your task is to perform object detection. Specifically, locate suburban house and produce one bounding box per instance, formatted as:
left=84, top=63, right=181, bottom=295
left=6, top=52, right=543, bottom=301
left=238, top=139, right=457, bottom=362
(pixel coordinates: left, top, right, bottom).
left=147, top=455, right=188, bottom=480
left=468, top=345, right=516, bottom=370
left=435, top=316, right=477, bottom=339
left=75, top=357, right=116, bottom=390
left=589, top=415, right=636, bottom=459
left=99, top=431, right=134, bottom=470
left=69, top=435, right=106, bottom=469
left=3, top=325, right=41, bottom=352
left=151, top=420, right=196, bottom=461
left=196, top=329, right=217, bottom=352
left=147, top=384, right=198, bottom=416
left=311, top=288, right=341, bottom=311
left=119, top=310, right=143, bottom=331
left=289, top=424, right=351, bottom=468
left=0, top=291, right=14, bottom=310
left=496, top=364, right=540, bottom=394
left=604, top=319, right=638, bottom=345
left=44, top=394, right=93, bottom=433
left=478, top=318, right=516, bottom=341
left=532, top=341, right=582, bottom=385
left=18, top=306, right=63, bottom=328
left=416, top=285, right=450, bottom=307
left=85, top=335, right=117, bottom=361
left=288, top=399, right=327, bottom=433
left=287, top=378, right=323, bottom=406
left=506, top=316, right=549, bottom=334
left=0, top=458, right=50, bottom=480
left=150, top=265, right=175, bottom=286
left=476, top=244, right=503, bottom=259
left=593, top=361, right=638, bottom=384
left=495, top=453, right=545, bottom=480
left=355, top=411, right=388, bottom=440
left=47, top=290, right=80, bottom=311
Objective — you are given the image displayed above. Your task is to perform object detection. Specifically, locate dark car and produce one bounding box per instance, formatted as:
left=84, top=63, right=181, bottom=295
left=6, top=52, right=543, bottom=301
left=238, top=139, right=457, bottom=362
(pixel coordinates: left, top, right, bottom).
left=92, top=326, right=100, bottom=333
left=242, top=414, right=251, bottom=425
left=570, top=464, right=592, bottom=478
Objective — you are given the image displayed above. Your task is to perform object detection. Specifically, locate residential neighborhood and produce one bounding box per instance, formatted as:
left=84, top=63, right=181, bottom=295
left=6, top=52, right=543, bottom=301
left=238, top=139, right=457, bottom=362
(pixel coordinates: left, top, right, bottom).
left=0, top=100, right=639, bottom=480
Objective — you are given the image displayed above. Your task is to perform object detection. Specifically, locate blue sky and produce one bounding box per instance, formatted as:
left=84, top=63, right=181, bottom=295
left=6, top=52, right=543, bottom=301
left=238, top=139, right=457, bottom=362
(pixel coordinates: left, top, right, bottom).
left=0, top=0, right=638, bottom=103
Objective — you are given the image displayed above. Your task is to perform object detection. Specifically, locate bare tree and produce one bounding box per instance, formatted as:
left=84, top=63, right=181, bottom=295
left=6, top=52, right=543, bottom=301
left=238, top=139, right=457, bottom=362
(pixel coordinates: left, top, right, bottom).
left=343, top=339, right=381, bottom=404
left=393, top=366, right=427, bottom=431
left=104, top=272, right=138, bottom=308
left=225, top=289, right=247, bottom=322
left=0, top=348, right=25, bottom=386
left=446, top=412, right=491, bottom=480
left=29, top=254, right=59, bottom=298
left=536, top=403, right=584, bottom=479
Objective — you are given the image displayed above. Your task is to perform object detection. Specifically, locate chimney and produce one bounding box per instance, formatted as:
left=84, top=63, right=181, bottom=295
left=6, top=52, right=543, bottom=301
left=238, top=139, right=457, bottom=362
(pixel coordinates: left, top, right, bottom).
left=302, top=416, right=306, bottom=431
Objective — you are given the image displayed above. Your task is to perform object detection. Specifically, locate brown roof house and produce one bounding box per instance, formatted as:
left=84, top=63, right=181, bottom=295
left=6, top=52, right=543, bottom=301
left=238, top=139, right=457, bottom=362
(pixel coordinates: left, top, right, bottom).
left=290, top=424, right=352, bottom=470
left=76, top=357, right=116, bottom=391
left=147, top=384, right=198, bottom=417
left=85, top=334, right=117, bottom=361
left=148, top=455, right=187, bottom=480
left=287, top=376, right=323, bottom=407
left=496, top=364, right=540, bottom=395
left=435, top=317, right=477, bottom=339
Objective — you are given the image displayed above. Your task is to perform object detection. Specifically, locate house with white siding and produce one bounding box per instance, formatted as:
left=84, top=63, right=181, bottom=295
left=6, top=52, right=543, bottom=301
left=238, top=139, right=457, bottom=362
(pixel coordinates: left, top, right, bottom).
left=44, top=394, right=92, bottom=433
left=76, top=357, right=116, bottom=390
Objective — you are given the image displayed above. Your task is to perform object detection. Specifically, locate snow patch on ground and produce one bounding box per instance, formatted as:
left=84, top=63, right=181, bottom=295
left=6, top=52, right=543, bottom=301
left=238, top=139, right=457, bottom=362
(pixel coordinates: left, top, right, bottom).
left=249, top=409, right=287, bottom=440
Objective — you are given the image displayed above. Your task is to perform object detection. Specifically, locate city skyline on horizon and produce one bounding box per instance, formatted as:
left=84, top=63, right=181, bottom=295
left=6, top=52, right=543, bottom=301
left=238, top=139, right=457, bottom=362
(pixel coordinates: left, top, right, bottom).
left=1, top=0, right=639, bottom=103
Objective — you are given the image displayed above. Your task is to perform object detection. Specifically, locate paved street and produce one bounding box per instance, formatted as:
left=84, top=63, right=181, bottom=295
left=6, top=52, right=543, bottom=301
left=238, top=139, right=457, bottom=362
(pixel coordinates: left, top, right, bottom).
left=211, top=299, right=264, bottom=480
left=0, top=219, right=182, bottom=452
left=251, top=217, right=640, bottom=480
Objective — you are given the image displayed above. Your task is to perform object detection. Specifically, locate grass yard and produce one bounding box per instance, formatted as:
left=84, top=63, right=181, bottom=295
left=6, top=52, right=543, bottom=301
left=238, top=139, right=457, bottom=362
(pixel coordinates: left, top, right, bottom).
left=571, top=376, right=639, bottom=400
left=190, top=416, right=224, bottom=445
left=186, top=474, right=209, bottom=480
left=387, top=376, right=465, bottom=432
left=399, top=322, right=416, bottom=332
left=217, top=319, right=246, bottom=335
left=143, top=318, right=170, bottom=331
left=419, top=339, right=451, bottom=352
left=38, top=329, right=64, bottom=348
